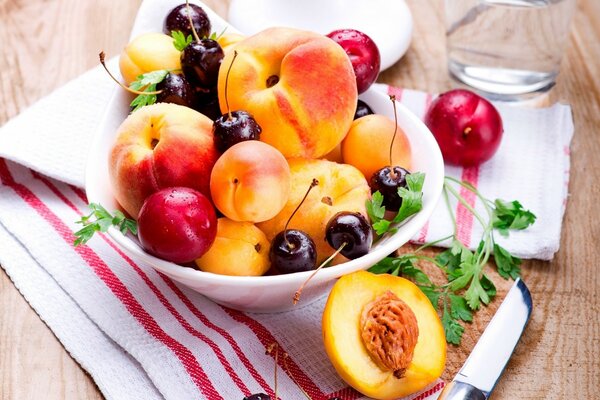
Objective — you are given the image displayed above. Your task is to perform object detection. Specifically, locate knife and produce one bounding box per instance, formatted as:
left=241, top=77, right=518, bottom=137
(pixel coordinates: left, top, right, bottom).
left=437, top=278, right=533, bottom=400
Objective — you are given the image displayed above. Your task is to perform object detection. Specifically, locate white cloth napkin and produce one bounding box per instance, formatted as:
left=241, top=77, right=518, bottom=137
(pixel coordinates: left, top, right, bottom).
left=0, top=3, right=573, bottom=398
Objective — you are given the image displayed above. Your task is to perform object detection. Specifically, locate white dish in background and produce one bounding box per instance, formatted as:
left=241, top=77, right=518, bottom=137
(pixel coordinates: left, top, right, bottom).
left=85, top=1, right=443, bottom=313
left=228, top=0, right=413, bottom=71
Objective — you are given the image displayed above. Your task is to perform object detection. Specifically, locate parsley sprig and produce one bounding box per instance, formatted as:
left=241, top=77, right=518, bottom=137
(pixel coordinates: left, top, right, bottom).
left=73, top=203, right=137, bottom=246
left=128, top=69, right=170, bottom=111
left=172, top=30, right=193, bottom=51
left=366, top=172, right=425, bottom=235
left=369, top=176, right=536, bottom=345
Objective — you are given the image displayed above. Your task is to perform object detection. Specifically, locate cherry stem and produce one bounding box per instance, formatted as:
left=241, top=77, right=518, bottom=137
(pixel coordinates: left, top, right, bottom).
left=283, top=178, right=319, bottom=248
left=266, top=343, right=279, bottom=400
left=224, top=50, right=238, bottom=121
left=282, top=354, right=311, bottom=400
left=389, top=94, right=398, bottom=179
left=293, top=242, right=347, bottom=305
left=185, top=0, right=201, bottom=43
left=98, top=52, right=162, bottom=95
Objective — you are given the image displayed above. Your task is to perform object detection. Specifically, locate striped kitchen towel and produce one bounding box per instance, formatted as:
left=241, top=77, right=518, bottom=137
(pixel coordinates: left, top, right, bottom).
left=0, top=157, right=443, bottom=400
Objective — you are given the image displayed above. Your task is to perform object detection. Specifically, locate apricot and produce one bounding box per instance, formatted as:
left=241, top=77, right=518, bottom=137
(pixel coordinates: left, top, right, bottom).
left=210, top=141, right=291, bottom=223
left=119, top=33, right=181, bottom=85
left=257, top=158, right=370, bottom=264
left=323, top=271, right=446, bottom=400
left=195, top=218, right=270, bottom=276
left=342, top=114, right=412, bottom=180
left=217, top=32, right=246, bottom=54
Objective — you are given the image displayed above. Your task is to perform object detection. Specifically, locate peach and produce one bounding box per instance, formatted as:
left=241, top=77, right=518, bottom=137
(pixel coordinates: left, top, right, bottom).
left=210, top=141, right=291, bottom=223
left=109, top=103, right=218, bottom=218
left=342, top=114, right=412, bottom=180
left=257, top=158, right=370, bottom=264
left=119, top=33, right=181, bottom=85
left=195, top=218, right=270, bottom=276
left=217, top=27, right=358, bottom=159
left=323, top=271, right=446, bottom=400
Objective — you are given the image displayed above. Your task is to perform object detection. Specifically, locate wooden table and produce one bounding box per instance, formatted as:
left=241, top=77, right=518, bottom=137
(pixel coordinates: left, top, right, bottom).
left=1, top=0, right=598, bottom=398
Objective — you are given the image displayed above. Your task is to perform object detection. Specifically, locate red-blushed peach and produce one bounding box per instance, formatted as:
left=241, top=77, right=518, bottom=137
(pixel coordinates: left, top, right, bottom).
left=119, top=33, right=181, bottom=85
left=109, top=103, right=218, bottom=218
left=342, top=114, right=412, bottom=180
left=210, top=141, right=291, bottom=223
left=257, top=158, right=371, bottom=264
left=217, top=27, right=358, bottom=159
left=195, top=218, right=270, bottom=276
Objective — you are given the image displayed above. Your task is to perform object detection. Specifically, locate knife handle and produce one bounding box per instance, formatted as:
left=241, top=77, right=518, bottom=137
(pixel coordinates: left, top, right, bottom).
left=437, top=381, right=487, bottom=400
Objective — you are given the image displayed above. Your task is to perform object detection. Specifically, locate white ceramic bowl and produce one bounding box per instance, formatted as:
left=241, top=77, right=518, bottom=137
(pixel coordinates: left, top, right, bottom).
left=85, top=1, right=444, bottom=313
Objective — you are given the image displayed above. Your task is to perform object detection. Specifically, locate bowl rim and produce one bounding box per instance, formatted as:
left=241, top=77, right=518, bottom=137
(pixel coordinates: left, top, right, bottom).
left=85, top=88, right=444, bottom=289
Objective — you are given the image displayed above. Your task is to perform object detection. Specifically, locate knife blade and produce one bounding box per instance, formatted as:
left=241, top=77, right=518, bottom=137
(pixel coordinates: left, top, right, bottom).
left=437, top=278, right=533, bottom=400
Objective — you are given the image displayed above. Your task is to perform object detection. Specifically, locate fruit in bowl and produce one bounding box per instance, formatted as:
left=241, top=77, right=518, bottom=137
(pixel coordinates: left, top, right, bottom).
left=217, top=27, right=358, bottom=159
left=85, top=3, right=445, bottom=313
left=119, top=33, right=182, bottom=85
left=109, top=102, right=218, bottom=218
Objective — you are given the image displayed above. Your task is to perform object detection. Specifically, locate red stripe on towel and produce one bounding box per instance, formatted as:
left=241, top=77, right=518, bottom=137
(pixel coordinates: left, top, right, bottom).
left=455, top=167, right=480, bottom=247
left=31, top=171, right=253, bottom=397
left=0, top=160, right=221, bottom=399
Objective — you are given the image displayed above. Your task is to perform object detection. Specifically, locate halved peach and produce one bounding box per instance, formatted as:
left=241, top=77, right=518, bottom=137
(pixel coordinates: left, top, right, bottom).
left=322, top=271, right=446, bottom=400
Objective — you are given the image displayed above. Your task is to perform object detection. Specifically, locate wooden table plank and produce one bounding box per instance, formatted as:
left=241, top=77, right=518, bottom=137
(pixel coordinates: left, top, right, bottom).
left=1, top=0, right=598, bottom=399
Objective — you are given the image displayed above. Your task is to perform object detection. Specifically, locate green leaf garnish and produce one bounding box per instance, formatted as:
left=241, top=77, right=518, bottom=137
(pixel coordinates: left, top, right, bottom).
left=128, top=70, right=169, bottom=111
left=73, top=203, right=137, bottom=246
left=368, top=176, right=536, bottom=345
left=365, top=172, right=425, bottom=236
left=172, top=30, right=193, bottom=51
left=492, top=199, right=536, bottom=237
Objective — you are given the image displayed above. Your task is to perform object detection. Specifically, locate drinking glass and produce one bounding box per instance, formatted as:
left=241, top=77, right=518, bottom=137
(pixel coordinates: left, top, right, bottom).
left=445, top=0, right=576, bottom=100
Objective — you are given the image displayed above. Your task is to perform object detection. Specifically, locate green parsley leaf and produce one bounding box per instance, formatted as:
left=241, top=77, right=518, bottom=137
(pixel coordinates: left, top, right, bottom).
left=366, top=191, right=386, bottom=220
left=492, top=199, right=536, bottom=237
left=172, top=30, right=193, bottom=51
left=392, top=172, right=425, bottom=224
left=442, top=308, right=465, bottom=345
left=449, top=294, right=473, bottom=322
left=419, top=286, right=441, bottom=308
left=128, top=70, right=169, bottom=111
left=493, top=243, right=522, bottom=280
left=73, top=203, right=137, bottom=246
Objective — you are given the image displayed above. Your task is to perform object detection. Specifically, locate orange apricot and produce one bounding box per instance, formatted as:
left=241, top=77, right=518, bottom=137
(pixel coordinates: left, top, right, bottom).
left=341, top=114, right=412, bottom=180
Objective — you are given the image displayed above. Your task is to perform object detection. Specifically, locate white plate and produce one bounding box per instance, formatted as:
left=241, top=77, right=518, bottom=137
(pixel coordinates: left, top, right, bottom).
left=85, top=1, right=444, bottom=313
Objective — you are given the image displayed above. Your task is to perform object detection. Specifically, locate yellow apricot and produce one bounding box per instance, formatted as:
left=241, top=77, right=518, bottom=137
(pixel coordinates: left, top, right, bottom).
left=119, top=33, right=181, bottom=85
left=195, top=218, right=270, bottom=276
left=322, top=271, right=446, bottom=400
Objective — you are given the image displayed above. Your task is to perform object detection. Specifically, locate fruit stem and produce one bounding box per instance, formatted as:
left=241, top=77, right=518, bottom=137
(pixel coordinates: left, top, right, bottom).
left=224, top=50, right=238, bottom=121
left=293, top=242, right=347, bottom=305
left=98, top=52, right=162, bottom=95
left=185, top=0, right=201, bottom=43
left=282, top=354, right=311, bottom=400
left=284, top=179, right=319, bottom=248
left=389, top=95, right=398, bottom=179
left=266, top=343, right=279, bottom=400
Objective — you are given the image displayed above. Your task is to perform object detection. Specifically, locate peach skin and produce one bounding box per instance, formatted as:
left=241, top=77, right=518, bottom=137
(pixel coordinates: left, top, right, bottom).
left=258, top=158, right=371, bottom=264
left=217, top=27, right=358, bottom=159
left=210, top=141, right=291, bottom=223
left=109, top=103, right=219, bottom=218
left=342, top=114, right=412, bottom=180
left=119, top=33, right=182, bottom=85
